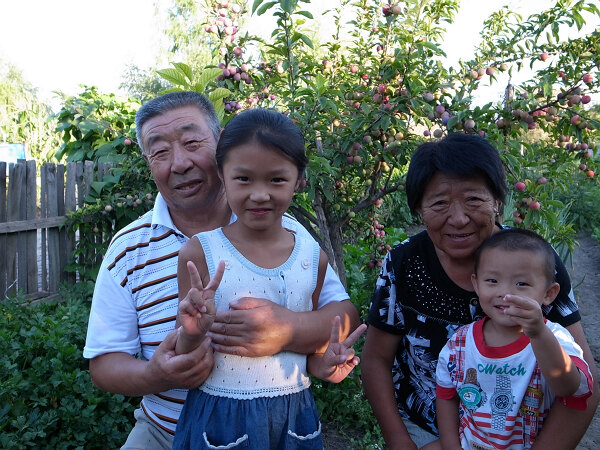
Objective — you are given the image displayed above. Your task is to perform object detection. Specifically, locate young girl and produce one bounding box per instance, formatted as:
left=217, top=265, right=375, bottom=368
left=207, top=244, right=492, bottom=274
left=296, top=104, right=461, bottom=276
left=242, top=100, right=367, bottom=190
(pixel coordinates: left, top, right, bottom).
left=172, top=108, right=366, bottom=450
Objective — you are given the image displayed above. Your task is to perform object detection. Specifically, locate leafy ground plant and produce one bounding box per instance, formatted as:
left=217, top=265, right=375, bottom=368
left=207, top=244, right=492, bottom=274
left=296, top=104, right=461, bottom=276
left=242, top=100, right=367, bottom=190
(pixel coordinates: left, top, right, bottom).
left=0, top=285, right=137, bottom=449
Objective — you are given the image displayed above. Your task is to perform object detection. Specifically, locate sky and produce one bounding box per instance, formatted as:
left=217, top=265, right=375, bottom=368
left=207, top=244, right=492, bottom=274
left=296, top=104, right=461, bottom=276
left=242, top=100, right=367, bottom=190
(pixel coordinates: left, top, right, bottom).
left=0, top=0, right=596, bottom=109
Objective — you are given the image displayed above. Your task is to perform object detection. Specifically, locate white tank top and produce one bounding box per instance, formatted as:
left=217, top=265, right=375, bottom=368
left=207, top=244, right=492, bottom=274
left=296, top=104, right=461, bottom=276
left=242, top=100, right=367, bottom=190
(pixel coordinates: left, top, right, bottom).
left=195, top=228, right=319, bottom=399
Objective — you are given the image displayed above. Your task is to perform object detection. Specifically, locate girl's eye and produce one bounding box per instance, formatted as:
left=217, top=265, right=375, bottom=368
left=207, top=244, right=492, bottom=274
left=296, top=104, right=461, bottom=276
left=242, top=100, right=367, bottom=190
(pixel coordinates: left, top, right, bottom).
left=236, top=176, right=249, bottom=182
left=272, top=177, right=286, bottom=183
left=484, top=279, right=497, bottom=284
left=516, top=282, right=529, bottom=287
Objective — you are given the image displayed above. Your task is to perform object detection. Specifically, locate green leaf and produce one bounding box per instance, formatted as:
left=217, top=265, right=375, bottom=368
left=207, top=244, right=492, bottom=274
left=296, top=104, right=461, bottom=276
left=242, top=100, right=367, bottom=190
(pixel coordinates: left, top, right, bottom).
left=256, top=1, right=278, bottom=15
left=171, top=62, right=193, bottom=82
left=208, top=87, right=232, bottom=102
left=78, top=120, right=100, bottom=135
left=587, top=119, right=600, bottom=130
left=89, top=181, right=108, bottom=196
left=214, top=100, right=225, bottom=121
left=156, top=68, right=188, bottom=87
left=281, top=0, right=293, bottom=14
left=296, top=10, right=314, bottom=19
left=299, top=33, right=314, bottom=49
left=447, top=116, right=460, bottom=130
left=543, top=82, right=553, bottom=98
left=251, top=0, right=264, bottom=14
left=315, top=73, right=326, bottom=95
left=194, top=68, right=224, bottom=93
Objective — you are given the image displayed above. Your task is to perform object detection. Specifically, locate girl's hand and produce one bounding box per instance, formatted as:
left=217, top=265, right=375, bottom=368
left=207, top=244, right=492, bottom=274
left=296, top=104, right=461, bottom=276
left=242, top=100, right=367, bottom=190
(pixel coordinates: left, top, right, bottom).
left=178, top=260, right=225, bottom=339
left=313, top=316, right=367, bottom=383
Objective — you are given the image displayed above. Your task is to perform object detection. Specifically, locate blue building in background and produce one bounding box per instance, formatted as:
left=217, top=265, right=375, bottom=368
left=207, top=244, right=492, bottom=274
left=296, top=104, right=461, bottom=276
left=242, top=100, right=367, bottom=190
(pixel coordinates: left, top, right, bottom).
left=0, top=143, right=27, bottom=163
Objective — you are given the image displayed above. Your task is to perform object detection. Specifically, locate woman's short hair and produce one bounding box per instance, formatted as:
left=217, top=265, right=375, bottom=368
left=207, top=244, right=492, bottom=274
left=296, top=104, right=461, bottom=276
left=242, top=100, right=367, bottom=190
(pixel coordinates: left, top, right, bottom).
left=405, top=133, right=507, bottom=215
left=216, top=109, right=307, bottom=177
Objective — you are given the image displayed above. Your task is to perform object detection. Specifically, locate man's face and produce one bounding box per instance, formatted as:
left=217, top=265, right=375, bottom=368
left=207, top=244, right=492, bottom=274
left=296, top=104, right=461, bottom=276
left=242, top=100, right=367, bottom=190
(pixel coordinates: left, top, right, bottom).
left=140, top=105, right=222, bottom=216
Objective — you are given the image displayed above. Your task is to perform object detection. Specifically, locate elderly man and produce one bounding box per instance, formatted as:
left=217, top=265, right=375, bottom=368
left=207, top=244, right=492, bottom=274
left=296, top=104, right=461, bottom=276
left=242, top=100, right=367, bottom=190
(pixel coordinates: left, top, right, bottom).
left=83, top=91, right=358, bottom=449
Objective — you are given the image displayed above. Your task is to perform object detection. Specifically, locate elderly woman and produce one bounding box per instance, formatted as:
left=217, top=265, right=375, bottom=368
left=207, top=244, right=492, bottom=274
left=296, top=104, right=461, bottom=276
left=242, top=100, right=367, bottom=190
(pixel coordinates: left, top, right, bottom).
left=361, top=133, right=598, bottom=449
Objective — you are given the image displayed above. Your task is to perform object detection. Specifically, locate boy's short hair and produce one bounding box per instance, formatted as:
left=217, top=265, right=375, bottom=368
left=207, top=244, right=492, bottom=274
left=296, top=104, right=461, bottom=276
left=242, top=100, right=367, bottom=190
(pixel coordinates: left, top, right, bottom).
left=474, top=228, right=556, bottom=283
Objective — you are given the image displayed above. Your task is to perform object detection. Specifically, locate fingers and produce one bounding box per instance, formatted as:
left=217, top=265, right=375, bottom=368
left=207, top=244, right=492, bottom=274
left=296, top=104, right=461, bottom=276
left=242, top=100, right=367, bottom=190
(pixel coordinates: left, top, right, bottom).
left=205, top=260, right=225, bottom=291
left=329, top=316, right=341, bottom=344
left=228, top=296, right=273, bottom=310
left=503, top=294, right=539, bottom=310
left=211, top=342, right=250, bottom=357
left=187, top=260, right=204, bottom=289
left=159, top=328, right=179, bottom=353
left=179, top=297, right=205, bottom=317
left=337, top=348, right=356, bottom=365
left=343, top=323, right=367, bottom=348
left=190, top=335, right=213, bottom=356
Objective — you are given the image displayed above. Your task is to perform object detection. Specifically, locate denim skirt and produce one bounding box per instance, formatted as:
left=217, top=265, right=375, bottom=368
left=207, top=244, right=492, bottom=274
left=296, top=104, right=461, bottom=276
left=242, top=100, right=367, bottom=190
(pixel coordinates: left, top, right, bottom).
left=173, top=387, right=322, bottom=450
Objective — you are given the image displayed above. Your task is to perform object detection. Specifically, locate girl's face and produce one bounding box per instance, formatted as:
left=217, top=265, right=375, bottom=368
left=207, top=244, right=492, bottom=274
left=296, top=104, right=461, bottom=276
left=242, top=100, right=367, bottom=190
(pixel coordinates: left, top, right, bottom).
left=220, top=140, right=300, bottom=232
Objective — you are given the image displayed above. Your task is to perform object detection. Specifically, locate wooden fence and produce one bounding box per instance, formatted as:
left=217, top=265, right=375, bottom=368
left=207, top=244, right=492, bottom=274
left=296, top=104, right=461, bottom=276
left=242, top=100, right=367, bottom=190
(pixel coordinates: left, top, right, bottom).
left=0, top=160, right=112, bottom=299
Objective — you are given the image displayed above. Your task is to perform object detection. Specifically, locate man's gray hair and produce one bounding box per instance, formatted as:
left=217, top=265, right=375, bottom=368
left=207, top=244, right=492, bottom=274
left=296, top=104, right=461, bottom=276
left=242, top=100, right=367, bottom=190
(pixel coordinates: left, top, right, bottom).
left=135, top=91, right=221, bottom=153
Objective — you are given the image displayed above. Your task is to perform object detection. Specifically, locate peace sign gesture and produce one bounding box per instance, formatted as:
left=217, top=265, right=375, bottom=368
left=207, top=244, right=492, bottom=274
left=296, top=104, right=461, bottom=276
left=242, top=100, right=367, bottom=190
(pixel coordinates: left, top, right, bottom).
left=176, top=260, right=225, bottom=355
left=308, top=316, right=367, bottom=383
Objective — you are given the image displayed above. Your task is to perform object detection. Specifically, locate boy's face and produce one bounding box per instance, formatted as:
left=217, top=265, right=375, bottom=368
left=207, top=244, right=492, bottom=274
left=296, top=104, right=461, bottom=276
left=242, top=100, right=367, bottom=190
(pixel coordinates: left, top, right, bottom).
left=471, top=247, right=558, bottom=329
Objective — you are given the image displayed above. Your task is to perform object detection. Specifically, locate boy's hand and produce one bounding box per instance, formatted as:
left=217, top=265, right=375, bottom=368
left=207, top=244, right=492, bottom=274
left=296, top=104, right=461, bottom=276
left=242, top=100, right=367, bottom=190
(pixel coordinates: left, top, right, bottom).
left=501, top=294, right=546, bottom=338
left=317, top=316, right=367, bottom=383
left=178, top=260, right=225, bottom=338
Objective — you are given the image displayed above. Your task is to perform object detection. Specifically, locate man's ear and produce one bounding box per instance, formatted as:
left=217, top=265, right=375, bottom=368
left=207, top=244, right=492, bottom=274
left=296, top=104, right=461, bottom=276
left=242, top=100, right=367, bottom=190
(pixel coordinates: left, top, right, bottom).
left=542, top=282, right=561, bottom=306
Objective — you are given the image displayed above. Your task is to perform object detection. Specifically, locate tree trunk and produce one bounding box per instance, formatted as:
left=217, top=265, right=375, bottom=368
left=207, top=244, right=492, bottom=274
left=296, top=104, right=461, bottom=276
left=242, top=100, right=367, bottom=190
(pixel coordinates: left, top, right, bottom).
left=312, top=192, right=347, bottom=288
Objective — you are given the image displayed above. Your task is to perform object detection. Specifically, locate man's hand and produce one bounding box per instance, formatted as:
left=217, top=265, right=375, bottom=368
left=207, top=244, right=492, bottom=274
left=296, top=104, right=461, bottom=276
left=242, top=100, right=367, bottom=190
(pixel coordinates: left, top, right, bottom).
left=309, top=316, right=367, bottom=383
left=90, top=329, right=215, bottom=396
left=148, top=327, right=215, bottom=390
left=209, top=297, right=295, bottom=357
left=501, top=294, right=546, bottom=338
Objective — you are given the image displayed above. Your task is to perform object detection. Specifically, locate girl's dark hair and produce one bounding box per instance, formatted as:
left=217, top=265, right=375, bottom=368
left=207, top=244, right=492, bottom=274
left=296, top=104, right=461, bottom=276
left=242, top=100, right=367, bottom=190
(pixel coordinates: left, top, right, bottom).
left=474, top=228, right=556, bottom=283
left=405, top=133, right=507, bottom=215
left=216, top=109, right=307, bottom=177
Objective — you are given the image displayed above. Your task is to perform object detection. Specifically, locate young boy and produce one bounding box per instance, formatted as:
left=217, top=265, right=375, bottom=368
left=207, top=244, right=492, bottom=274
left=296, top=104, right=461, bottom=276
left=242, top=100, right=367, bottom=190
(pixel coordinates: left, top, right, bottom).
left=435, top=228, right=593, bottom=449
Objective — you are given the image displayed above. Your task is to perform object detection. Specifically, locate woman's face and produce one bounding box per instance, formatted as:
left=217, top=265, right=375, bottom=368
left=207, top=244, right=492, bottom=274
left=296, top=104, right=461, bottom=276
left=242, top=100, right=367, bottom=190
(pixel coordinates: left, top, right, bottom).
left=419, top=172, right=498, bottom=264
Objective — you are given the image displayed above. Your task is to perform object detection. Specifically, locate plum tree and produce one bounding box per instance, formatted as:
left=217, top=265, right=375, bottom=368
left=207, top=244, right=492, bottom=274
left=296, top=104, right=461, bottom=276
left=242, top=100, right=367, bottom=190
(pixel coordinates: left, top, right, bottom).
left=153, top=0, right=600, bottom=284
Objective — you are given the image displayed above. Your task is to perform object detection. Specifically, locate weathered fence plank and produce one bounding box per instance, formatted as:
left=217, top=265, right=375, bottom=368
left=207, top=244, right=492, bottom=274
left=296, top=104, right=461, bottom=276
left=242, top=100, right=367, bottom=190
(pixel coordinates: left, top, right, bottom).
left=6, top=163, right=23, bottom=296
left=0, top=162, right=7, bottom=297
left=40, top=162, right=48, bottom=292
left=46, top=163, right=61, bottom=293
left=26, top=160, right=37, bottom=293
